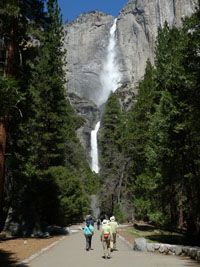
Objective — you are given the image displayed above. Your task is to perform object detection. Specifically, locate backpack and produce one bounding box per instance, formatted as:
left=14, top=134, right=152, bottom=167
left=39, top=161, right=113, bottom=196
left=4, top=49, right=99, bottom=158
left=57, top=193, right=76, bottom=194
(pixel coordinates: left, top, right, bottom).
left=84, top=226, right=91, bottom=236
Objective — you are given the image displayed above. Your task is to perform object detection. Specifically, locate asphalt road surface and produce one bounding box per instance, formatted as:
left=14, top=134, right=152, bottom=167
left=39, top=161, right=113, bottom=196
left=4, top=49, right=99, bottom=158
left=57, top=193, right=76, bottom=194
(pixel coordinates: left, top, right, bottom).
left=28, top=226, right=199, bottom=267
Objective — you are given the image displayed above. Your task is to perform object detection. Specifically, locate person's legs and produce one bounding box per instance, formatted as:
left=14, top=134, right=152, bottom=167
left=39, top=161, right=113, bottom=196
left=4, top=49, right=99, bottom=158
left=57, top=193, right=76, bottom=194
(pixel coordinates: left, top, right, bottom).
left=85, top=235, right=90, bottom=250
left=113, top=233, right=117, bottom=249
left=102, top=240, right=108, bottom=259
left=107, top=239, right=111, bottom=258
left=89, top=235, right=92, bottom=249
left=110, top=239, right=113, bottom=250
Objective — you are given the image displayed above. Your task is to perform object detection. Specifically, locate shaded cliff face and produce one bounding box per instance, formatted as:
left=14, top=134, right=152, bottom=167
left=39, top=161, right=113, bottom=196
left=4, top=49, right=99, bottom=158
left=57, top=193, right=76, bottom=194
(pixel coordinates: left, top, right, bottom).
left=68, top=93, right=101, bottom=163
left=117, top=0, right=197, bottom=87
left=63, top=11, right=114, bottom=105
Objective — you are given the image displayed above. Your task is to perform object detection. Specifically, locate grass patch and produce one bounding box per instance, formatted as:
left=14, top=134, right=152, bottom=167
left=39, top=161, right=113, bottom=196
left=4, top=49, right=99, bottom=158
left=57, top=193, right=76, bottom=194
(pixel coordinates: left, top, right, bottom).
left=120, top=223, right=191, bottom=245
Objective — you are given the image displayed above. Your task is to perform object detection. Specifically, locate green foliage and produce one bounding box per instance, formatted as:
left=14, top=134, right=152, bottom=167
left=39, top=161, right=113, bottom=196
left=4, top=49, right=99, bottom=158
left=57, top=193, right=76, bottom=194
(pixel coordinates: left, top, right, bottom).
left=100, top=92, right=126, bottom=215
left=2, top=0, right=96, bottom=231
left=121, top=5, right=200, bottom=235
left=0, top=69, right=25, bottom=116
left=113, top=203, right=125, bottom=223
left=36, top=166, right=90, bottom=225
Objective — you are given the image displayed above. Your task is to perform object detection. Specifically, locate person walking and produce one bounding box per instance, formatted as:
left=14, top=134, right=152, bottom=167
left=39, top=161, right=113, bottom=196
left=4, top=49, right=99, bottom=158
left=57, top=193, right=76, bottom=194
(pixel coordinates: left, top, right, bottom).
left=100, top=219, right=112, bottom=260
left=83, top=221, right=94, bottom=251
left=86, top=215, right=94, bottom=226
left=97, top=218, right=101, bottom=230
left=109, top=216, right=119, bottom=251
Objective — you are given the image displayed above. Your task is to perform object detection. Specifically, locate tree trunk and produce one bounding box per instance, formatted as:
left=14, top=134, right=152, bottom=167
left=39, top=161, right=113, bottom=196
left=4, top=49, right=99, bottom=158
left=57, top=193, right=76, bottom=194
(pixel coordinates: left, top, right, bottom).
left=0, top=117, right=7, bottom=218
left=117, top=165, right=125, bottom=204
left=0, top=3, right=18, bottom=229
left=170, top=197, right=176, bottom=225
left=178, top=185, right=184, bottom=229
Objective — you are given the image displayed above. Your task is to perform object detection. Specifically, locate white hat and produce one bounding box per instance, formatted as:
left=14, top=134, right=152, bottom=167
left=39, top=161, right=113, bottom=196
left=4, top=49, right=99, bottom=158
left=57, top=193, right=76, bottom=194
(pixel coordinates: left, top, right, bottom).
left=102, top=219, right=108, bottom=225
left=110, top=216, right=115, bottom=222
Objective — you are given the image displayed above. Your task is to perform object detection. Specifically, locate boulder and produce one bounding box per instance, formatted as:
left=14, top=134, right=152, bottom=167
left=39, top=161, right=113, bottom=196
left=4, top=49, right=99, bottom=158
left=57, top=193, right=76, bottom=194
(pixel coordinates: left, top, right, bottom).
left=133, top=238, right=147, bottom=252
left=174, top=246, right=183, bottom=256
left=159, top=244, right=169, bottom=254
left=147, top=243, right=154, bottom=252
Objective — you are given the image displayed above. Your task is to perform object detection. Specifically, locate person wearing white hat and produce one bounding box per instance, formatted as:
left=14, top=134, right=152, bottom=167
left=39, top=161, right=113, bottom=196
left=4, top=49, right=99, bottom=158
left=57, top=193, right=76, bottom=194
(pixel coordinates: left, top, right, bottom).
left=100, top=219, right=113, bottom=259
left=109, top=216, right=119, bottom=251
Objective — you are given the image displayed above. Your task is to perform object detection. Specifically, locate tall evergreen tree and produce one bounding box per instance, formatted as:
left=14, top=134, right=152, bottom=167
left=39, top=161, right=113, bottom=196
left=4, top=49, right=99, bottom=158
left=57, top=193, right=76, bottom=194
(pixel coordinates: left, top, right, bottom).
left=0, top=0, right=45, bottom=229
left=124, top=60, right=155, bottom=220
left=100, top=92, right=125, bottom=215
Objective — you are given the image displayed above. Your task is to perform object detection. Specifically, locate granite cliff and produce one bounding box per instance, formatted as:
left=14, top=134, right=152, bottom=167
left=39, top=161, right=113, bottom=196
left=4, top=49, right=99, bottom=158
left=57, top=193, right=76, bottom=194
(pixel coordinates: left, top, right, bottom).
left=117, top=0, right=197, bottom=88
left=63, top=0, right=197, bottom=159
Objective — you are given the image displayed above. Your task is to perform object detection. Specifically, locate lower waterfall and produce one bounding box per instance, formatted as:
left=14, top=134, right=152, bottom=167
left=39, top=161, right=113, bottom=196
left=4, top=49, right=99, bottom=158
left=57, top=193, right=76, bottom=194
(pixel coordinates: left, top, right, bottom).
left=90, top=121, right=100, bottom=173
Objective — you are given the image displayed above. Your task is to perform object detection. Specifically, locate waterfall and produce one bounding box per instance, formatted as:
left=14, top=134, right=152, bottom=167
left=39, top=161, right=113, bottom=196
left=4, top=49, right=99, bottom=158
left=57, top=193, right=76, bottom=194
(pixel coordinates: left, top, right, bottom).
left=91, top=121, right=100, bottom=173
left=98, top=18, right=121, bottom=107
left=90, top=18, right=121, bottom=174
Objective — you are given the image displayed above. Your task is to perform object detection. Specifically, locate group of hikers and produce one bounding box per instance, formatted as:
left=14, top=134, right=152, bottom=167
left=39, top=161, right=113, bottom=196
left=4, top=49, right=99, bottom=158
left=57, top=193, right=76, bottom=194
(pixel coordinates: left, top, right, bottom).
left=83, top=215, right=119, bottom=260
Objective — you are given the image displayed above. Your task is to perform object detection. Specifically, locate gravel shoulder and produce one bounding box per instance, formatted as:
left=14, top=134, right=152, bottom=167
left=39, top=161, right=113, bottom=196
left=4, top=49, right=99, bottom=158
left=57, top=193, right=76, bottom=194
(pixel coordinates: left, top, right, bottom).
left=0, top=233, right=64, bottom=265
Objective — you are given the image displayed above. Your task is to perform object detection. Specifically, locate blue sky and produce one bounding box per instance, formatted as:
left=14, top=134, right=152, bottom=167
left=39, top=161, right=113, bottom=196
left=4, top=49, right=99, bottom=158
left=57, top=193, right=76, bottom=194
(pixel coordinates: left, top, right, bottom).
left=57, top=0, right=128, bottom=23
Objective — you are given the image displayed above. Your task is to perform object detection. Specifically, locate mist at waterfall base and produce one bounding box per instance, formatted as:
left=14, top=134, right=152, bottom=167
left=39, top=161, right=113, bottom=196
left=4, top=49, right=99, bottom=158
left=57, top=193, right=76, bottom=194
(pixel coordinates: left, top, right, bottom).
left=90, top=19, right=121, bottom=175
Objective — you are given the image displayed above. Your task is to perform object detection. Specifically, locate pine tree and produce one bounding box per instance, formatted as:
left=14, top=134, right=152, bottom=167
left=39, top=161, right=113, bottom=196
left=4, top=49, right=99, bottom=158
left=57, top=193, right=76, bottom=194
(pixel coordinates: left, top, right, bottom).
left=100, top=92, right=124, bottom=215
left=0, top=0, right=44, bottom=228
left=123, top=60, right=155, bottom=220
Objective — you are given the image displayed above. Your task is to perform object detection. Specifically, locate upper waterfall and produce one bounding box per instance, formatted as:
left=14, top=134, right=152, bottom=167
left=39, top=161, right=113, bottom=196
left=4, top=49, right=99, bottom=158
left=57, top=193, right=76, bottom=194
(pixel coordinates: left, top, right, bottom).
left=98, top=18, right=121, bottom=107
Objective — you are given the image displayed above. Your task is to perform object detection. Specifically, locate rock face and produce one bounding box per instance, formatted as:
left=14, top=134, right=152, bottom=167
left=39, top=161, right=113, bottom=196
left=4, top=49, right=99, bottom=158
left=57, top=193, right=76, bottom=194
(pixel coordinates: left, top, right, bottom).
left=63, top=0, right=197, bottom=163
left=117, top=0, right=197, bottom=87
left=68, top=93, right=101, bottom=162
left=64, top=0, right=197, bottom=104
left=63, top=11, right=114, bottom=105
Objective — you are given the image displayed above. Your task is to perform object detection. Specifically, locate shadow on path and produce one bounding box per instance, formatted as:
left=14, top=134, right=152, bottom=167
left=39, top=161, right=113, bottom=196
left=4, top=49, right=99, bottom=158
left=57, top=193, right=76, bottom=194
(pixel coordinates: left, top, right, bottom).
left=0, top=249, right=28, bottom=267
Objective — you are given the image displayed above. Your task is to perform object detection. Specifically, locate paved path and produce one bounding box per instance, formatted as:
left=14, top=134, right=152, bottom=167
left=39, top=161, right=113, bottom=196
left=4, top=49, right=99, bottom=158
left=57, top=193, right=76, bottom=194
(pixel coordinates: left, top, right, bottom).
left=28, top=226, right=198, bottom=267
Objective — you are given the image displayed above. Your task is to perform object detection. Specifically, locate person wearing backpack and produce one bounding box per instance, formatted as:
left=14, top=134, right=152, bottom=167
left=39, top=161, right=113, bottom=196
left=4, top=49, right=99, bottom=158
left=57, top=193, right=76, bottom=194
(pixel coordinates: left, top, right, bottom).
left=86, top=215, right=94, bottom=226
left=100, top=219, right=113, bottom=260
left=83, top=221, right=94, bottom=251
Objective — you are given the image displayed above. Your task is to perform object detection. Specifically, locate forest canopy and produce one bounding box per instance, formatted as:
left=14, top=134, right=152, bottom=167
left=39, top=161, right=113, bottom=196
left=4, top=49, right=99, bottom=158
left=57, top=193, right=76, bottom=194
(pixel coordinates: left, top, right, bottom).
left=0, top=0, right=98, bottom=235
left=99, top=3, right=200, bottom=237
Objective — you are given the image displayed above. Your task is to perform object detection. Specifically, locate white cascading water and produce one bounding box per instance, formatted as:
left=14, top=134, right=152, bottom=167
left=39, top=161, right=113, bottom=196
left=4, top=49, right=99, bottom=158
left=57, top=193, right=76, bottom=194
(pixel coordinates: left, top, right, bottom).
left=99, top=18, right=121, bottom=106
left=90, top=19, right=121, bottom=174
left=91, top=121, right=100, bottom=173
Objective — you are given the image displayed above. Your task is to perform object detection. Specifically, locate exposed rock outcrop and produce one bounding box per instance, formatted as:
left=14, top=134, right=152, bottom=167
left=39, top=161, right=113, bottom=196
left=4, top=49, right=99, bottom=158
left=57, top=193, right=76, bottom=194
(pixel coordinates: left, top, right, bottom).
left=115, top=83, right=137, bottom=111
left=68, top=93, right=101, bottom=162
left=63, top=11, right=114, bottom=105
left=117, top=0, right=197, bottom=87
